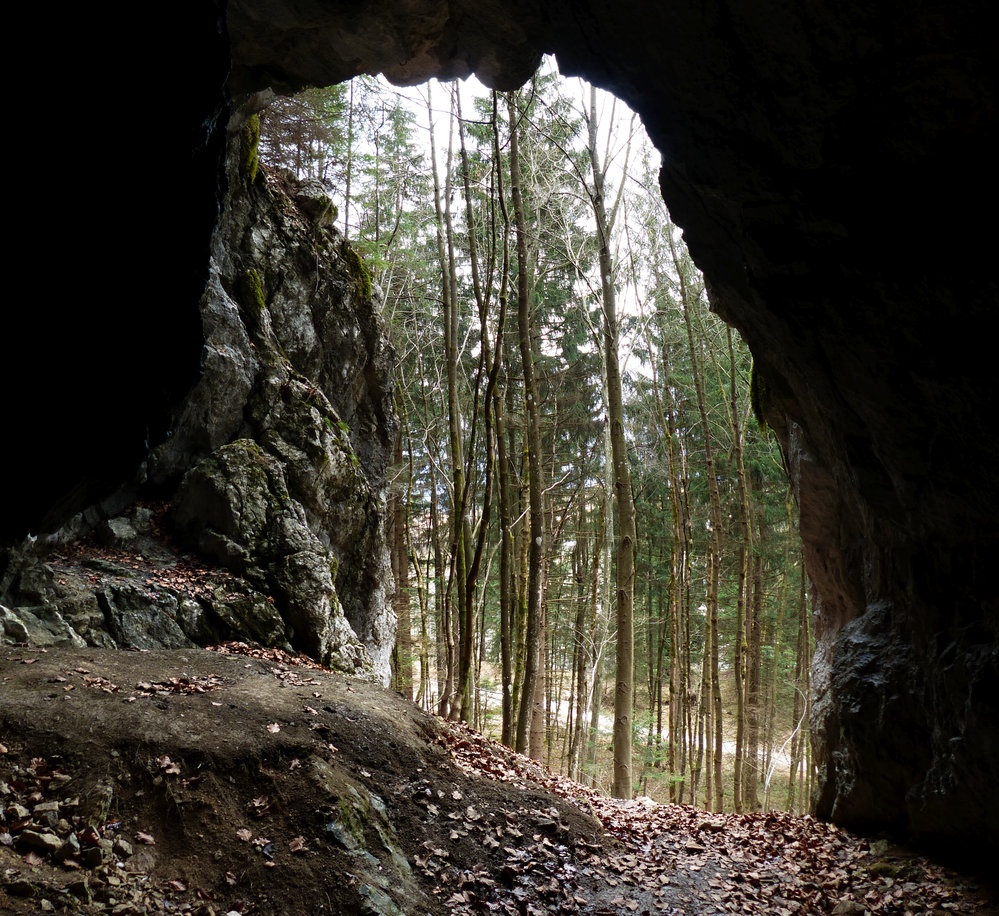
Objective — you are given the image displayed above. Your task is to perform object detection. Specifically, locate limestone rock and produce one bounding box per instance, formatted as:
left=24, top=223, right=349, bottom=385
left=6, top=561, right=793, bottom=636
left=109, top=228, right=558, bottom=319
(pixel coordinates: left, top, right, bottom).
left=1, top=604, right=86, bottom=649
left=96, top=517, right=138, bottom=548
left=200, top=587, right=290, bottom=648
left=163, top=153, right=397, bottom=680
left=294, top=178, right=337, bottom=227
left=16, top=828, right=63, bottom=854
left=173, top=438, right=371, bottom=672
left=98, top=584, right=195, bottom=651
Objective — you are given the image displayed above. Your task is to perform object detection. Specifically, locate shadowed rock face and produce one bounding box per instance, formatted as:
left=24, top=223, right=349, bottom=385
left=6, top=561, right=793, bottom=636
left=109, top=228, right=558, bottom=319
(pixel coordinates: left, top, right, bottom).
left=2, top=0, right=995, bottom=858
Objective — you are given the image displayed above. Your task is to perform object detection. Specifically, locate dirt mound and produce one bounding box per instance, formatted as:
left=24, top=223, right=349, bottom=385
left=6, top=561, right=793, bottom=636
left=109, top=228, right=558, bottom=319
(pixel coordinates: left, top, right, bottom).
left=0, top=646, right=597, bottom=915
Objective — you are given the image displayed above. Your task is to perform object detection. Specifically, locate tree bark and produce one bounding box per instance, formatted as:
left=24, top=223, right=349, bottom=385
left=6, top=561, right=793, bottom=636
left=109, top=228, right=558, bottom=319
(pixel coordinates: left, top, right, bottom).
left=508, top=90, right=546, bottom=757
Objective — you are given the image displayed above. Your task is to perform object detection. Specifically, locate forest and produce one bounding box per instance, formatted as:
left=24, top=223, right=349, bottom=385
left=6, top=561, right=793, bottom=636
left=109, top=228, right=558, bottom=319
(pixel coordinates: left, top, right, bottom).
left=258, top=61, right=815, bottom=816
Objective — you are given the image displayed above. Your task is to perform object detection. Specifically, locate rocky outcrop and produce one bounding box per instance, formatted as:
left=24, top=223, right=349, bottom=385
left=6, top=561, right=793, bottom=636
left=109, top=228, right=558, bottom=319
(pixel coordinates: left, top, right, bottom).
left=151, top=139, right=397, bottom=679
left=3, top=132, right=396, bottom=682
left=0, top=503, right=292, bottom=656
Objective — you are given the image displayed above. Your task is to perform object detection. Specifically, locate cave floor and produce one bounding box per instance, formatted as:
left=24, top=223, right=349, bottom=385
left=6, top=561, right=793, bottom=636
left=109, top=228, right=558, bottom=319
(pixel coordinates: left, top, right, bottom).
left=1, top=646, right=995, bottom=916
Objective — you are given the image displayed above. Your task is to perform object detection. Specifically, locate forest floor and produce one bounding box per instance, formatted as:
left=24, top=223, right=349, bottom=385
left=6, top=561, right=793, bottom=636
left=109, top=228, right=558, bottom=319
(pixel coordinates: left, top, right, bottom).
left=1, top=644, right=996, bottom=916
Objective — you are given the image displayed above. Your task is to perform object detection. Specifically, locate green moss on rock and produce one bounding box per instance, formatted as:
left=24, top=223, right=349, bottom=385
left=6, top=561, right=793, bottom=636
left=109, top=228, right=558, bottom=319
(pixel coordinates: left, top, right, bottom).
left=241, top=114, right=260, bottom=185
left=345, top=245, right=372, bottom=302
left=239, top=269, right=266, bottom=324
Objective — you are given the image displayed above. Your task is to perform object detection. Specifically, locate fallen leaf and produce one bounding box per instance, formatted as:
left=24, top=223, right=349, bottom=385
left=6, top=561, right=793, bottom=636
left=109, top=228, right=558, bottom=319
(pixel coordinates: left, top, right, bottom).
left=236, top=828, right=252, bottom=842
left=135, top=832, right=156, bottom=845
left=168, top=879, right=188, bottom=892
left=266, top=723, right=280, bottom=734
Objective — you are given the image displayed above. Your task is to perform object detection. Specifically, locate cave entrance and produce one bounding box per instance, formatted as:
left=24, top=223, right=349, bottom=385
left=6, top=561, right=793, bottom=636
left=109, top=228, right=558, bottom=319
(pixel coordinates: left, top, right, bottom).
left=253, top=61, right=810, bottom=815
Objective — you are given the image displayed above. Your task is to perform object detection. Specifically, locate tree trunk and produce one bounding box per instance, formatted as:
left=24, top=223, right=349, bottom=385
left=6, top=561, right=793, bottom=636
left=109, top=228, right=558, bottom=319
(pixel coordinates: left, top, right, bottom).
left=390, top=425, right=413, bottom=699
left=585, top=85, right=636, bottom=801
left=508, top=90, right=546, bottom=757
left=677, top=231, right=724, bottom=813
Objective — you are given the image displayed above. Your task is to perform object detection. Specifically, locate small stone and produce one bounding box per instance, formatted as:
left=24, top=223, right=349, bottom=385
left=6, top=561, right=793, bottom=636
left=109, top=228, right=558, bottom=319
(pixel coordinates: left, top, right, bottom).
left=16, top=828, right=63, bottom=854
left=55, top=832, right=82, bottom=862
left=40, top=899, right=55, bottom=912
left=113, top=837, right=133, bottom=859
left=5, top=803, right=30, bottom=820
left=83, top=845, right=104, bottom=868
left=32, top=800, right=60, bottom=827
left=7, top=878, right=34, bottom=897
left=68, top=877, right=92, bottom=903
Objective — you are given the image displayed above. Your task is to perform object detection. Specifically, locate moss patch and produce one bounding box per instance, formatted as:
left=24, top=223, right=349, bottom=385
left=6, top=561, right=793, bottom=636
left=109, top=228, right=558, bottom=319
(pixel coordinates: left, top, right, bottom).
left=344, top=245, right=372, bottom=303
left=240, top=113, right=260, bottom=185
left=239, top=269, right=266, bottom=326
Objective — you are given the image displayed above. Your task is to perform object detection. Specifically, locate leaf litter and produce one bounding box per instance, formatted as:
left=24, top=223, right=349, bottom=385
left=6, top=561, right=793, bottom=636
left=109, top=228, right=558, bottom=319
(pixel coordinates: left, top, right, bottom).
left=1, top=645, right=994, bottom=916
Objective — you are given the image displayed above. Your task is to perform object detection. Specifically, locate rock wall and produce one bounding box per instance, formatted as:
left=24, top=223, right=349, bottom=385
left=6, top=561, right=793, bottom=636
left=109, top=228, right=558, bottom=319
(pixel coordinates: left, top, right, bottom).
left=157, top=137, right=398, bottom=679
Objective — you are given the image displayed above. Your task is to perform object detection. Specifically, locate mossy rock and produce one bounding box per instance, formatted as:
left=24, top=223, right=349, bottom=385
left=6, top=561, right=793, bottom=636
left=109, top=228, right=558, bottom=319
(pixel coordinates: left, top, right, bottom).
left=206, top=586, right=292, bottom=648
left=173, top=438, right=290, bottom=561
left=240, top=114, right=260, bottom=185
left=344, top=245, right=372, bottom=303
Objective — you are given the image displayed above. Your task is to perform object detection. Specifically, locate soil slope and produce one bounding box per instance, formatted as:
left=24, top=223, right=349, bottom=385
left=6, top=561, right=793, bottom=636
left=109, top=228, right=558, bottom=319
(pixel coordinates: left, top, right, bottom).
left=1, top=646, right=994, bottom=916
